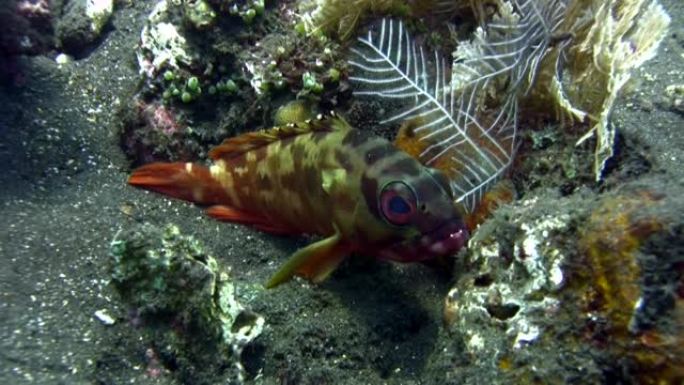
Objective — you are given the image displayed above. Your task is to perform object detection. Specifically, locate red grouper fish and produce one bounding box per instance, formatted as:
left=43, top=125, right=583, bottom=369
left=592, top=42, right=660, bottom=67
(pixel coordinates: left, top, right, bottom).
left=128, top=116, right=469, bottom=288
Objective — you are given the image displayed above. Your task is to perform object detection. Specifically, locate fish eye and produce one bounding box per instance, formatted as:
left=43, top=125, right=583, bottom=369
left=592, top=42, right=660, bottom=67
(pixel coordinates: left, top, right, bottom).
left=379, top=181, right=417, bottom=226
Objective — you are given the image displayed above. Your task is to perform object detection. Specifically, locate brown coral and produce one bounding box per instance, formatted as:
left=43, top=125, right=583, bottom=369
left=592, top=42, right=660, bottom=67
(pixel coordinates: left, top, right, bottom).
left=580, top=192, right=661, bottom=325
left=578, top=191, right=684, bottom=384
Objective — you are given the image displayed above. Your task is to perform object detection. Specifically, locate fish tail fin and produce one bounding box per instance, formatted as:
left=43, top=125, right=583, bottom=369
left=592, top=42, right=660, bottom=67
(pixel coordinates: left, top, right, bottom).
left=128, top=162, right=229, bottom=205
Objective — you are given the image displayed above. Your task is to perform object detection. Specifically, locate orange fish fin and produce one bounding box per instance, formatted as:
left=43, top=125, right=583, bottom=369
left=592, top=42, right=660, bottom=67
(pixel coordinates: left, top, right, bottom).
left=265, top=226, right=350, bottom=288
left=206, top=205, right=296, bottom=235
left=464, top=179, right=516, bottom=231
left=209, top=116, right=352, bottom=160
left=129, top=162, right=229, bottom=205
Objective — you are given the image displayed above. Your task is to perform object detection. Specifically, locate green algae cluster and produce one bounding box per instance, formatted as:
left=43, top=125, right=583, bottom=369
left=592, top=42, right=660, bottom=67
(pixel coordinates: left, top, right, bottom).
left=227, top=0, right=266, bottom=24
left=184, top=0, right=265, bottom=28
left=185, top=0, right=217, bottom=29
left=161, top=71, right=239, bottom=103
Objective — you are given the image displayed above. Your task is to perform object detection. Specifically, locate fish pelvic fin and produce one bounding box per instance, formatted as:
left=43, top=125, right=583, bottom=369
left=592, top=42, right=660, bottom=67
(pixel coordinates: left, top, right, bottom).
left=128, top=162, right=229, bottom=205
left=209, top=116, right=352, bottom=160
left=265, top=226, right=350, bottom=289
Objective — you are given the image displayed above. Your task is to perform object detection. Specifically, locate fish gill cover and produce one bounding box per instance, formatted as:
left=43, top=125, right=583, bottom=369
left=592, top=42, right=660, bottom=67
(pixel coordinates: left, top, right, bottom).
left=348, top=0, right=570, bottom=213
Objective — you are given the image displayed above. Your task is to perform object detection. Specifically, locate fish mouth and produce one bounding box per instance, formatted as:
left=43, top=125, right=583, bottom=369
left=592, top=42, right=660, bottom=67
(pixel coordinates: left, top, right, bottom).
left=421, top=220, right=469, bottom=257
left=378, top=220, right=469, bottom=262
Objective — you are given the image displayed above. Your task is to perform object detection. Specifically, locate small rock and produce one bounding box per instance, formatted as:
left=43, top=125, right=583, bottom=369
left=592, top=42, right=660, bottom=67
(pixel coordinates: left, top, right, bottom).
left=94, top=309, right=116, bottom=325
left=55, top=53, right=73, bottom=65
left=86, top=0, right=114, bottom=34
left=55, top=0, right=113, bottom=56
left=663, top=84, right=684, bottom=115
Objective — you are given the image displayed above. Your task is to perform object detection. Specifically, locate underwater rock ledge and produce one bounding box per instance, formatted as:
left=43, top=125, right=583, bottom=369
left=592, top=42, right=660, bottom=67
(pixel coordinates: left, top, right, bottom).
left=442, top=184, right=684, bottom=384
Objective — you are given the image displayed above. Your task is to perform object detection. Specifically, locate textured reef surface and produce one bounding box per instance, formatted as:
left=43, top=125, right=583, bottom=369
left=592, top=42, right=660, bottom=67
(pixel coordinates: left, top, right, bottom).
left=0, top=1, right=683, bottom=384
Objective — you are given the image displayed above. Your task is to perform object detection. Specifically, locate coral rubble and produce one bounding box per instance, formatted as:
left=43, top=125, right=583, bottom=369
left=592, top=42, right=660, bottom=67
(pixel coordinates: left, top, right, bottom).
left=110, top=223, right=264, bottom=384
left=443, top=187, right=684, bottom=384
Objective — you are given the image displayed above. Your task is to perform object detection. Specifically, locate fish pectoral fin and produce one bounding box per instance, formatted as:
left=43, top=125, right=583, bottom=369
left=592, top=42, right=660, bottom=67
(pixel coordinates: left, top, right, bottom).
left=206, top=205, right=297, bottom=235
left=265, top=227, right=350, bottom=289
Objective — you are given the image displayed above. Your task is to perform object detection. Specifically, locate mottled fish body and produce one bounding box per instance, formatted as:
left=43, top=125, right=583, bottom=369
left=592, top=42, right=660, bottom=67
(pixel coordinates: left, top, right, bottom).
left=129, top=117, right=468, bottom=287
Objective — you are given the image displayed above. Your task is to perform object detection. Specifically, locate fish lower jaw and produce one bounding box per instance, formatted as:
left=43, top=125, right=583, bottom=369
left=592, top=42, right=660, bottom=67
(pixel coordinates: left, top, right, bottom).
left=376, top=227, right=468, bottom=263
left=427, top=228, right=468, bottom=256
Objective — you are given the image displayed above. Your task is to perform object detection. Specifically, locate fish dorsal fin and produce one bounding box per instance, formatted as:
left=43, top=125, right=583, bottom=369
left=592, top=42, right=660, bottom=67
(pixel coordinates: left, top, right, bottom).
left=209, top=116, right=352, bottom=160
